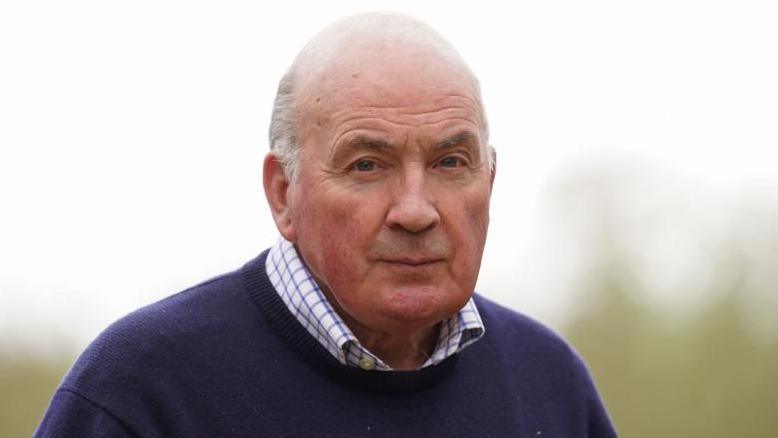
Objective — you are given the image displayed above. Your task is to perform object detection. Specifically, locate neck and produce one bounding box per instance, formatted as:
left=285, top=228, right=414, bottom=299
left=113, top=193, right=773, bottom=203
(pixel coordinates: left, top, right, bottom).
left=319, top=286, right=440, bottom=370
left=351, top=323, right=440, bottom=371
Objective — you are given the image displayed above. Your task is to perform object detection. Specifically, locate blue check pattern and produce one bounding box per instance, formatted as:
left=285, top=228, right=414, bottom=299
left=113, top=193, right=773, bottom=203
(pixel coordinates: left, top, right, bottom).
left=265, top=238, right=485, bottom=371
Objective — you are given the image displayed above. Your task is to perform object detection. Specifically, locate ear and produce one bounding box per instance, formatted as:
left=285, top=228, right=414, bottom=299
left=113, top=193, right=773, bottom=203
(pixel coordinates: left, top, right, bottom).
left=263, top=153, right=297, bottom=242
left=488, top=146, right=496, bottom=189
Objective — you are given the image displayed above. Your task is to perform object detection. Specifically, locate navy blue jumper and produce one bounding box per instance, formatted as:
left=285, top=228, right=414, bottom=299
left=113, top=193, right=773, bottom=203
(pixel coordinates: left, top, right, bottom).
left=37, top=250, right=617, bottom=437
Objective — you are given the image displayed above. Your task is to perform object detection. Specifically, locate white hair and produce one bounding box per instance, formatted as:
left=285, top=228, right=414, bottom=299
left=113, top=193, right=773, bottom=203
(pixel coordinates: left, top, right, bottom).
left=269, top=69, right=299, bottom=180
left=268, top=12, right=492, bottom=181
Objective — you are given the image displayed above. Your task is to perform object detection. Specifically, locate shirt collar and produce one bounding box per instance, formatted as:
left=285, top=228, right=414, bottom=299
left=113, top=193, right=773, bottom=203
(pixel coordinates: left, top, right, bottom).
left=265, top=238, right=485, bottom=371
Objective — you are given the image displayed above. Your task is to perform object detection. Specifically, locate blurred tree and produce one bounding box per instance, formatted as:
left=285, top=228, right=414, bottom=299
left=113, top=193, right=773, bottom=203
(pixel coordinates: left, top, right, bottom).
left=548, top=157, right=778, bottom=437
left=0, top=353, right=72, bottom=437
left=565, top=265, right=778, bottom=438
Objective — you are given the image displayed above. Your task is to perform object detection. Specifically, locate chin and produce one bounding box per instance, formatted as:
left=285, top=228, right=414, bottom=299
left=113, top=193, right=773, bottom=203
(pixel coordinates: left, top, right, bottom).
left=377, top=285, right=463, bottom=325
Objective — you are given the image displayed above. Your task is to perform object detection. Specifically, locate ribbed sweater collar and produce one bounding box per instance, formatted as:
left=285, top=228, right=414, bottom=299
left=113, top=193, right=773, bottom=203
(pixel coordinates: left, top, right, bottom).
left=242, top=250, right=459, bottom=393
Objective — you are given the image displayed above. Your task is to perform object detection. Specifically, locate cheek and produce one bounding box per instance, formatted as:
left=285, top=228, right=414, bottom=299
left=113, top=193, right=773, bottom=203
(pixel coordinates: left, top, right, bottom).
left=293, top=189, right=380, bottom=283
left=449, top=187, right=491, bottom=273
left=468, top=196, right=491, bottom=245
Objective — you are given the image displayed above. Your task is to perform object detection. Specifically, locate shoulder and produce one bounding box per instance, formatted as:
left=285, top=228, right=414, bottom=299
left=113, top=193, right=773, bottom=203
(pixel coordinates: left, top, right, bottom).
left=39, top=252, right=279, bottom=435
left=60, top=259, right=261, bottom=397
left=471, top=294, right=616, bottom=436
left=473, top=293, right=572, bottom=354
left=471, top=293, right=594, bottom=389
left=97, top=268, right=246, bottom=352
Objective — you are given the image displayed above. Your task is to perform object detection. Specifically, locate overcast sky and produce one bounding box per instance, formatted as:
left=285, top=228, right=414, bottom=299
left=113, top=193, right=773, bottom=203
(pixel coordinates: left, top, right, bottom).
left=1, top=0, right=776, bottom=354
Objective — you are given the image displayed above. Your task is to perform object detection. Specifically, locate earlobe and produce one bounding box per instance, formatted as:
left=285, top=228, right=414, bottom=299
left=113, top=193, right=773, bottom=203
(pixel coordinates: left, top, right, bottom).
left=262, top=153, right=297, bottom=242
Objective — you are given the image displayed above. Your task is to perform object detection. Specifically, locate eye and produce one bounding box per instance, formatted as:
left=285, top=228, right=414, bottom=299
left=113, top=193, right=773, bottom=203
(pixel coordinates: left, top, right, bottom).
left=353, top=159, right=377, bottom=172
left=437, top=156, right=462, bottom=168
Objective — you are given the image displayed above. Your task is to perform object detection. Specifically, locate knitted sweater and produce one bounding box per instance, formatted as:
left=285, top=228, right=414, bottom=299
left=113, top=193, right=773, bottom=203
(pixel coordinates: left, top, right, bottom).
left=36, top=250, right=617, bottom=437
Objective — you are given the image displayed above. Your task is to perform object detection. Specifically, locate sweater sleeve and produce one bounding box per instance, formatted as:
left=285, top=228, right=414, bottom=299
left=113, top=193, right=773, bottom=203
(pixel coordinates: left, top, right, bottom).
left=35, top=388, right=136, bottom=438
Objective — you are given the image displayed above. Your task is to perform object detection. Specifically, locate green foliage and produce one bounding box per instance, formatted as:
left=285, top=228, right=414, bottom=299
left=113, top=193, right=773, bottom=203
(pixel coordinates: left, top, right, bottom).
left=0, top=354, right=72, bottom=437
left=565, top=279, right=778, bottom=438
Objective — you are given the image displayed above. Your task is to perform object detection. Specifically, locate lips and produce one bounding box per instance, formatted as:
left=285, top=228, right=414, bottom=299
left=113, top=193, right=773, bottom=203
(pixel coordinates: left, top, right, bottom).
left=380, top=257, right=443, bottom=266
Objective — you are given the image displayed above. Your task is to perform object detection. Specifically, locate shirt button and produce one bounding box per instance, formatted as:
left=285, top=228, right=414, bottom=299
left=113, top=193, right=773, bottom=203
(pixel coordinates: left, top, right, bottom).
left=359, top=356, right=376, bottom=370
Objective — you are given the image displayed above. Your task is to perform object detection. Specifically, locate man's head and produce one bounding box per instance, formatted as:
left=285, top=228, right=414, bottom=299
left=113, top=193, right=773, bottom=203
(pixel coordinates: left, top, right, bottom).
left=264, top=12, right=495, bottom=341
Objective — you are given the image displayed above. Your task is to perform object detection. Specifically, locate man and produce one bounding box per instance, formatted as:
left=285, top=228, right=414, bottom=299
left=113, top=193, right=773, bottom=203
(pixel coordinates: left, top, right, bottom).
left=38, top=12, right=616, bottom=437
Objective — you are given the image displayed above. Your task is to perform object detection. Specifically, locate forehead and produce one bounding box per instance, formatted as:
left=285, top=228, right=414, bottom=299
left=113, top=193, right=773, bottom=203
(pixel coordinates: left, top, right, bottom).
left=297, top=47, right=485, bottom=150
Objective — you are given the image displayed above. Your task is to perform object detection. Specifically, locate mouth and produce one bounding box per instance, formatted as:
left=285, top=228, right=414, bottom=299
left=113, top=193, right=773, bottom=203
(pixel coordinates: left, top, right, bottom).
left=379, top=257, right=444, bottom=267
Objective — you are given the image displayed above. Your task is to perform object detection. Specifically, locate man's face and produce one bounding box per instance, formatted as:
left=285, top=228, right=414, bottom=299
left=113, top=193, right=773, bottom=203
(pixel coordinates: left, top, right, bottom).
left=282, top=49, right=493, bottom=336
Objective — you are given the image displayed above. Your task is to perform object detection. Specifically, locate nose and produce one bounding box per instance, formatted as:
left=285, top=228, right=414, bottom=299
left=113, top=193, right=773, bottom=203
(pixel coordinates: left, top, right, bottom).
left=385, top=166, right=441, bottom=233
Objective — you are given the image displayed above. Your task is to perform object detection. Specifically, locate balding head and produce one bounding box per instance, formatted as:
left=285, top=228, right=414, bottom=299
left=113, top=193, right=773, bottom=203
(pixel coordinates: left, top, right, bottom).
left=262, top=13, right=495, bottom=362
left=269, top=12, right=489, bottom=180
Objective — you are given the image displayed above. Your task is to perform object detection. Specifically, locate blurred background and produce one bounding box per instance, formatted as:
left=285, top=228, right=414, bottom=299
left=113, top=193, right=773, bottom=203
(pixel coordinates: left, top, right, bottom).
left=1, top=1, right=776, bottom=436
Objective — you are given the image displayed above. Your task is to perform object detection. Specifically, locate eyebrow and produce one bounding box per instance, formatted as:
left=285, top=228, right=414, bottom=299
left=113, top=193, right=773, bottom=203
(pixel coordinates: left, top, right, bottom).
left=344, top=130, right=479, bottom=151
left=436, top=131, right=479, bottom=149
left=345, top=136, right=392, bottom=150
